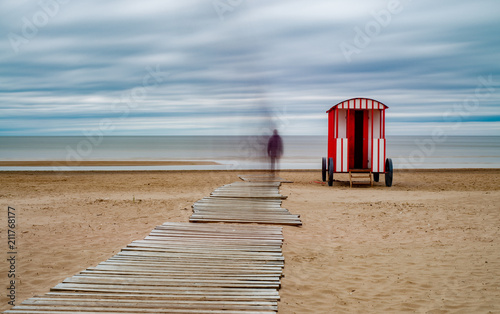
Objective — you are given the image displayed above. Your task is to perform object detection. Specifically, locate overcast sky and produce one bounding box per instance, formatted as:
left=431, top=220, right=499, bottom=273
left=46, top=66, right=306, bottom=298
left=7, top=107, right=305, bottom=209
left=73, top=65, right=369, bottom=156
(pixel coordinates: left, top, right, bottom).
left=1, top=0, right=499, bottom=136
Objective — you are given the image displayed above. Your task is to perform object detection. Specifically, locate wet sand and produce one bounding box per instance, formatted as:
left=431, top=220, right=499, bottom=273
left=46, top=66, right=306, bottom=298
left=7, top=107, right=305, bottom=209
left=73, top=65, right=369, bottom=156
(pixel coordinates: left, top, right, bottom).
left=0, top=160, right=219, bottom=167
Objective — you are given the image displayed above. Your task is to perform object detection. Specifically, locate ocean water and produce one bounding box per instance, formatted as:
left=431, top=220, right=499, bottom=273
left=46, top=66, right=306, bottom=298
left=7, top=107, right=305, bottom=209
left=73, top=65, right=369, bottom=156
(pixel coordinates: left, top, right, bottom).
left=0, top=136, right=499, bottom=171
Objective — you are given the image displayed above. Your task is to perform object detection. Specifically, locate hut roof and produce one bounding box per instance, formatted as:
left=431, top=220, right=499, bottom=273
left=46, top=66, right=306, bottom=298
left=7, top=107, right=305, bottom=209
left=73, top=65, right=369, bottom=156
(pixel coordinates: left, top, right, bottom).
left=326, top=98, right=388, bottom=112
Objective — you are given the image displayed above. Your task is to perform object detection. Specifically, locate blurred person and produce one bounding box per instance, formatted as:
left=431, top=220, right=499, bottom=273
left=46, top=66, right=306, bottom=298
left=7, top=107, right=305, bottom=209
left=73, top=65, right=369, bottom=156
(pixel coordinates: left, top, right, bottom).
left=267, top=129, right=283, bottom=174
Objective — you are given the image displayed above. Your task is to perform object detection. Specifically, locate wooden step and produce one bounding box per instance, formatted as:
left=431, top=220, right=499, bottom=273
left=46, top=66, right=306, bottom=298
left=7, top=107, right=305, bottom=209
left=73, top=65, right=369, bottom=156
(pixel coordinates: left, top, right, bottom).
left=349, top=169, right=373, bottom=188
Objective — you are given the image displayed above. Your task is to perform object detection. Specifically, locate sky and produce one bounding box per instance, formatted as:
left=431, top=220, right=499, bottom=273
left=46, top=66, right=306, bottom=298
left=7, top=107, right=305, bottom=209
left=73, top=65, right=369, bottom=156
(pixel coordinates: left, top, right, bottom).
left=0, top=0, right=499, bottom=136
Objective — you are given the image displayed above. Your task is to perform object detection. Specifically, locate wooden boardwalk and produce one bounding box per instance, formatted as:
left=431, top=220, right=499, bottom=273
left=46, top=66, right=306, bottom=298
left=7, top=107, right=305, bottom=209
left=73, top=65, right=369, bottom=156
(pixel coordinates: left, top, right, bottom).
left=6, top=174, right=298, bottom=313
left=190, top=176, right=302, bottom=226
left=5, top=222, right=284, bottom=314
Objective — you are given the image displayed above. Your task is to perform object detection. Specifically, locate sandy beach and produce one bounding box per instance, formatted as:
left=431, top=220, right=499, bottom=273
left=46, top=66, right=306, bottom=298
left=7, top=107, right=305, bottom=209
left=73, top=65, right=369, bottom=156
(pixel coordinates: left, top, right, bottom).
left=1, top=169, right=499, bottom=313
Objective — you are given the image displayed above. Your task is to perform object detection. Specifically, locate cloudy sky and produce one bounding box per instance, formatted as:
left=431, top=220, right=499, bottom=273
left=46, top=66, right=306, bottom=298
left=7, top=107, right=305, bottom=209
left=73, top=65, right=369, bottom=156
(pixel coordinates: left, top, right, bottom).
left=1, top=0, right=499, bottom=136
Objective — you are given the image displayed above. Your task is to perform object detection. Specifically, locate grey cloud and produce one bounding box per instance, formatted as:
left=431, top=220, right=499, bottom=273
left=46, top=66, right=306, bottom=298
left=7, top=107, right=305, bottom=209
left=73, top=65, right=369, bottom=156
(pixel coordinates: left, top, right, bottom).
left=0, top=0, right=499, bottom=136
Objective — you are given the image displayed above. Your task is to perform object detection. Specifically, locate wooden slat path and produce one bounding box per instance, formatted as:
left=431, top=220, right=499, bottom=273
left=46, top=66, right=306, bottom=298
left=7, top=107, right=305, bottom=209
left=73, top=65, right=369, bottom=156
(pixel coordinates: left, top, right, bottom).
left=238, top=174, right=294, bottom=183
left=210, top=183, right=287, bottom=199
left=190, top=175, right=302, bottom=226
left=5, top=222, right=284, bottom=314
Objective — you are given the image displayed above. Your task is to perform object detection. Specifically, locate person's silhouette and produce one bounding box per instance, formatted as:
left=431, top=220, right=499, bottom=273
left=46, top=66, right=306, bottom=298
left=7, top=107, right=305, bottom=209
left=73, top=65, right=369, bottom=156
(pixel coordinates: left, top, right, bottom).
left=267, top=129, right=283, bottom=174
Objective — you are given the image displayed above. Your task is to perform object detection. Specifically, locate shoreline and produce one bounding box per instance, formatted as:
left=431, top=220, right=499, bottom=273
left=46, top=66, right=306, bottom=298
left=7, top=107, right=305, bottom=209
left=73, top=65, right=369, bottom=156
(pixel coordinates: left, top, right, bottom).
left=1, top=159, right=499, bottom=171
left=0, top=160, right=220, bottom=167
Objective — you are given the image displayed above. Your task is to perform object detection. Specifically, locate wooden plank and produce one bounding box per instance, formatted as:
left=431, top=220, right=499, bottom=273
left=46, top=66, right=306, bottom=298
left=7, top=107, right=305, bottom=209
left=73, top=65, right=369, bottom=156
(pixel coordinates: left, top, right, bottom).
left=21, top=298, right=278, bottom=311
left=195, top=199, right=282, bottom=204
left=63, top=276, right=281, bottom=289
left=73, top=273, right=282, bottom=281
left=238, top=174, right=294, bottom=183
left=191, top=218, right=302, bottom=226
left=190, top=212, right=300, bottom=218
left=121, top=246, right=284, bottom=256
left=80, top=271, right=281, bottom=281
left=98, top=262, right=283, bottom=271
left=104, top=257, right=284, bottom=265
left=125, top=242, right=283, bottom=251
left=7, top=306, right=276, bottom=314
left=114, top=251, right=284, bottom=260
left=51, top=283, right=281, bottom=296
left=23, top=298, right=277, bottom=306
left=94, top=268, right=282, bottom=276
left=148, top=230, right=284, bottom=240
left=45, top=291, right=280, bottom=301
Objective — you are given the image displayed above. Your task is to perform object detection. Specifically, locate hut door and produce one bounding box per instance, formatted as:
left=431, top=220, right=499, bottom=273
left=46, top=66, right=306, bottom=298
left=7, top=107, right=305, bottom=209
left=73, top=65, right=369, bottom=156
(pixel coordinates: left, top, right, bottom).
left=354, top=110, right=368, bottom=169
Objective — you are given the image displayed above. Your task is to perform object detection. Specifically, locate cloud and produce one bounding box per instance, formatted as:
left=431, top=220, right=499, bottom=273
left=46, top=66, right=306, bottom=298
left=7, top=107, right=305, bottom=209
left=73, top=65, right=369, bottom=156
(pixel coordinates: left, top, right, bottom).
left=0, top=0, right=499, bottom=136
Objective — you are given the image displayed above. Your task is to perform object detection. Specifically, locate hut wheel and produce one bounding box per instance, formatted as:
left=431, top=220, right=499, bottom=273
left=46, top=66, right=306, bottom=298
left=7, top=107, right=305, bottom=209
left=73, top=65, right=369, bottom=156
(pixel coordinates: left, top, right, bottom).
left=322, top=157, right=327, bottom=182
left=328, top=157, right=334, bottom=186
left=385, top=158, right=393, bottom=187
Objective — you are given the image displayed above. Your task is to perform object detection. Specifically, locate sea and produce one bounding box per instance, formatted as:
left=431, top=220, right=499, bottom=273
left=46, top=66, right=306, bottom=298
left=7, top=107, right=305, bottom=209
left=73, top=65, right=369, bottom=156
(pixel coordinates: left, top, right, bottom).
left=0, top=136, right=499, bottom=171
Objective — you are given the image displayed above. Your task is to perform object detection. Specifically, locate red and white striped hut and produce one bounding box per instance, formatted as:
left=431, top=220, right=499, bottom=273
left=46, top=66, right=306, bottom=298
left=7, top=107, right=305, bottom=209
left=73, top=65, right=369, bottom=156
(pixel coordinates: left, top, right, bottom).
left=322, top=98, right=393, bottom=187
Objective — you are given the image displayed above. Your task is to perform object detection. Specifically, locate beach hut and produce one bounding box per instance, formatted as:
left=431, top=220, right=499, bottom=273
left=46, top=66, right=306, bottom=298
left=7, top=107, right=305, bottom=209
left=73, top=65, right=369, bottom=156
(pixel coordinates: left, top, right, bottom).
left=322, top=98, right=393, bottom=187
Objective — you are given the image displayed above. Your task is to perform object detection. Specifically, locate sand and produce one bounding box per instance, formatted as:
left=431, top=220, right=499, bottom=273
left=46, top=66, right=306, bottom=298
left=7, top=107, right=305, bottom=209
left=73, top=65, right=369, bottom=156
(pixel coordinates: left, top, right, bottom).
left=1, top=169, right=499, bottom=313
